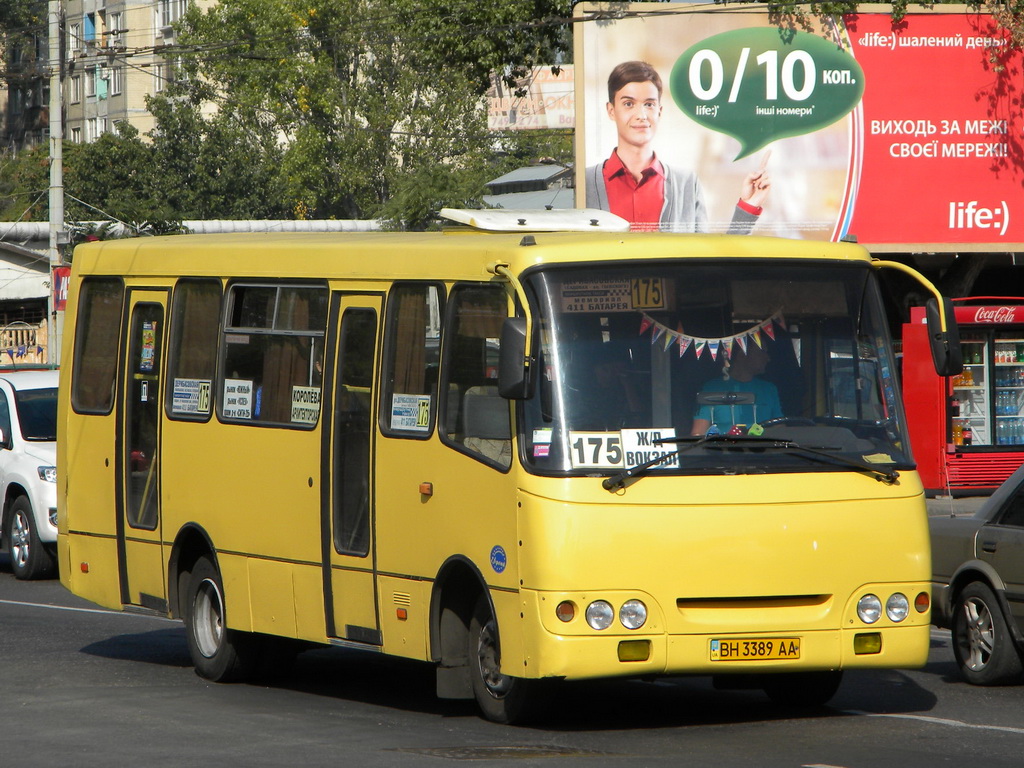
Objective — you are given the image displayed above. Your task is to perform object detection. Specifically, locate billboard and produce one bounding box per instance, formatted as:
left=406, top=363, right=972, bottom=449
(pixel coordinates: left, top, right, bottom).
left=488, top=65, right=575, bottom=131
left=575, top=3, right=1024, bottom=251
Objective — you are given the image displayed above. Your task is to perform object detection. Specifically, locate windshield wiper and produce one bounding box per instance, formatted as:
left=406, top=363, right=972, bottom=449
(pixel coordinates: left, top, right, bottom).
left=690, top=434, right=900, bottom=484
left=601, top=433, right=737, bottom=491
left=601, top=434, right=899, bottom=492
left=758, top=440, right=900, bottom=484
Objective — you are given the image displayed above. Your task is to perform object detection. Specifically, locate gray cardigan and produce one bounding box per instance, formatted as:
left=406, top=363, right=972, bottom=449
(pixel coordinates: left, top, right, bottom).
left=585, top=161, right=757, bottom=234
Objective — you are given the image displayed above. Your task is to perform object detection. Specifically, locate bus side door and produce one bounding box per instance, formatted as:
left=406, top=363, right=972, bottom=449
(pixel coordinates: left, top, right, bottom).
left=117, top=289, right=168, bottom=611
left=322, top=295, right=382, bottom=644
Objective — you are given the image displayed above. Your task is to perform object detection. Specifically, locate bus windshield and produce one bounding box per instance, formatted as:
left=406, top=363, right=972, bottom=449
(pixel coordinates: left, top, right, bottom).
left=520, top=260, right=911, bottom=478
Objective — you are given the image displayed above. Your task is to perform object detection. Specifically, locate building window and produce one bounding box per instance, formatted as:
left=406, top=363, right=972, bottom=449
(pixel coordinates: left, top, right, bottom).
left=158, top=0, right=189, bottom=29
left=71, top=127, right=82, bottom=143
left=68, top=23, right=81, bottom=54
left=106, top=12, right=123, bottom=47
left=110, top=66, right=124, bottom=96
left=70, top=76, right=82, bottom=104
left=85, top=66, right=96, bottom=98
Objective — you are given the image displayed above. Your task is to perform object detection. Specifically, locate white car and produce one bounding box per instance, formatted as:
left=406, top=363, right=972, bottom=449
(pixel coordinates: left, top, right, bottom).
left=0, top=368, right=58, bottom=579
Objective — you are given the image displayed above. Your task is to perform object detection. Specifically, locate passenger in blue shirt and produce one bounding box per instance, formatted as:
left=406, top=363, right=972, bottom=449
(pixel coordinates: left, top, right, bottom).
left=690, top=343, right=783, bottom=435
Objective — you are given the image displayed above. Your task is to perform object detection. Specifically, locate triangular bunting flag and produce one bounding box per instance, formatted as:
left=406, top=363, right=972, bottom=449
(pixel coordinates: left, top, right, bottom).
left=638, top=315, right=653, bottom=336
left=709, top=340, right=719, bottom=360
left=678, top=336, right=692, bottom=357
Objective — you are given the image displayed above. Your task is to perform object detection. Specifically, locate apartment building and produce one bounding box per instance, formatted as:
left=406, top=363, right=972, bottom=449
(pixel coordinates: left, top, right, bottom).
left=64, top=0, right=212, bottom=143
left=2, top=1, right=210, bottom=150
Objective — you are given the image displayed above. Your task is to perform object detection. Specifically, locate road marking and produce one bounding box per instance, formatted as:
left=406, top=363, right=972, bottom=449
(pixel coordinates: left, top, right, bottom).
left=844, top=710, right=1024, bottom=736
left=0, top=597, right=174, bottom=621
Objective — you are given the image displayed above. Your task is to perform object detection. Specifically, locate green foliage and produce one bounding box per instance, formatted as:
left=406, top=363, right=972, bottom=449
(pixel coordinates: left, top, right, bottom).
left=160, top=0, right=573, bottom=225
left=0, top=0, right=42, bottom=36
left=0, top=145, right=48, bottom=221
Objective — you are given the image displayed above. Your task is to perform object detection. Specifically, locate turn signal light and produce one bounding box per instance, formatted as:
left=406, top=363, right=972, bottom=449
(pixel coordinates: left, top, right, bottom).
left=555, top=601, right=576, bottom=623
left=915, top=592, right=930, bottom=613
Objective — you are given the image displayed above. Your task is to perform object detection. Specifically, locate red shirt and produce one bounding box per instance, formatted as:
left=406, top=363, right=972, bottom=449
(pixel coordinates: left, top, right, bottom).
left=602, top=150, right=665, bottom=231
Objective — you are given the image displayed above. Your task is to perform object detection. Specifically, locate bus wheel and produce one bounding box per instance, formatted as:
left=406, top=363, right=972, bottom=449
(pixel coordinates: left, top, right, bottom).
left=762, top=671, right=842, bottom=707
left=952, top=581, right=1024, bottom=685
left=183, top=557, right=257, bottom=683
left=468, top=595, right=534, bottom=724
left=8, top=496, right=55, bottom=580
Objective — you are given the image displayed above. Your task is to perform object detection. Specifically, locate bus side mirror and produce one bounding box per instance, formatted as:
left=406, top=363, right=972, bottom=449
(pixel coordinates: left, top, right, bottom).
left=925, top=297, right=963, bottom=377
left=498, top=317, right=535, bottom=400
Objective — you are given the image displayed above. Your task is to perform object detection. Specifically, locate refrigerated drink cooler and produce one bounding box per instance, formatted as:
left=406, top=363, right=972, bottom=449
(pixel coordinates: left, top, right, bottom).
left=903, top=300, right=1024, bottom=496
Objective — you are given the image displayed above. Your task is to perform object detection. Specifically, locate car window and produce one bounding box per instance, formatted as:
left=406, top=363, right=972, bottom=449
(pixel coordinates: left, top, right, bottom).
left=997, top=490, right=1024, bottom=528
left=14, top=387, right=58, bottom=441
left=0, top=390, right=10, bottom=442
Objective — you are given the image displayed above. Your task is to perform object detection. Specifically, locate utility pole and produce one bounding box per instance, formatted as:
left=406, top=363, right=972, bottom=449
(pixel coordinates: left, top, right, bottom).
left=47, top=0, right=64, bottom=366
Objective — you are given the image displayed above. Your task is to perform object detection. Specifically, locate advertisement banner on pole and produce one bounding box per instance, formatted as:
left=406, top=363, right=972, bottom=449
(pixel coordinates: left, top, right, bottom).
left=53, top=266, right=71, bottom=312
left=575, top=3, right=1024, bottom=251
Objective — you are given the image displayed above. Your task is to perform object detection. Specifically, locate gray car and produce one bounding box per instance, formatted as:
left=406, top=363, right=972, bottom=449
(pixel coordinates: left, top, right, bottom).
left=931, top=465, right=1024, bottom=685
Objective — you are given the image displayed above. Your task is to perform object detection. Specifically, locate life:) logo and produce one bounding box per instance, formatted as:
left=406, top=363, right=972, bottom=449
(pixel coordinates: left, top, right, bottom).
left=949, top=200, right=1009, bottom=236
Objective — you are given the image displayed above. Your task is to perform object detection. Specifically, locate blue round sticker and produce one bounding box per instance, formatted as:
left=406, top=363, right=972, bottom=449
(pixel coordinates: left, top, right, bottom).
left=489, top=545, right=507, bottom=574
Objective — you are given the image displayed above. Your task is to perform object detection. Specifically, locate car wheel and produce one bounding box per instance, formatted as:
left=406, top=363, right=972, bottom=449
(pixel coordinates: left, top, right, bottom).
left=183, top=556, right=258, bottom=682
left=762, top=670, right=843, bottom=707
left=8, top=496, right=55, bottom=580
left=952, top=581, right=1024, bottom=685
left=468, top=594, right=537, bottom=724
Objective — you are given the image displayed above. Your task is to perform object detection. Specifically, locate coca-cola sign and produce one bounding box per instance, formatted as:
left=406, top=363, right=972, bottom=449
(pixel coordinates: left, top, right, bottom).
left=969, top=306, right=1021, bottom=324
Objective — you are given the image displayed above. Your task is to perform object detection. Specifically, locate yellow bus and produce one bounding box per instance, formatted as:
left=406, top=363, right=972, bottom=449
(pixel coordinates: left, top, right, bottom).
left=57, top=209, right=959, bottom=722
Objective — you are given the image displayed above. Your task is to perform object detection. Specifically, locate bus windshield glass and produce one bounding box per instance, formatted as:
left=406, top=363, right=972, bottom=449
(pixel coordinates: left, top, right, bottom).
left=520, top=261, right=911, bottom=478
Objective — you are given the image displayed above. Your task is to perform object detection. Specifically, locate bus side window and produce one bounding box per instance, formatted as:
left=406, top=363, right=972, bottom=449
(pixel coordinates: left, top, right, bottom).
left=219, top=283, right=328, bottom=426
left=71, top=277, right=125, bottom=415
left=440, top=283, right=511, bottom=468
left=379, top=283, right=444, bottom=438
left=165, top=279, right=222, bottom=421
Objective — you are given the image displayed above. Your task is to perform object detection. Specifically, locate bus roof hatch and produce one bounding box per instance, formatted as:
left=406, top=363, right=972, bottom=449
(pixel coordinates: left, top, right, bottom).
left=439, top=208, right=630, bottom=233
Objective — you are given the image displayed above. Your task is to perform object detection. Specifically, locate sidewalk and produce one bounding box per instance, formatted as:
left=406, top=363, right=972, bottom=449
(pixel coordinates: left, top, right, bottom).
left=926, top=495, right=987, bottom=517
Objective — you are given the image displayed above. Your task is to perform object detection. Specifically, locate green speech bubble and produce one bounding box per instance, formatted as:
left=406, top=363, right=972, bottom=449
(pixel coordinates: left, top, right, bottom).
left=670, top=27, right=864, bottom=160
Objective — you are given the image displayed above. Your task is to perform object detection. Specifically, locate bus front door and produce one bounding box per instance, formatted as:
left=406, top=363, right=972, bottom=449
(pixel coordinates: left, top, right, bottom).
left=322, top=296, right=382, bottom=645
left=116, top=290, right=168, bottom=612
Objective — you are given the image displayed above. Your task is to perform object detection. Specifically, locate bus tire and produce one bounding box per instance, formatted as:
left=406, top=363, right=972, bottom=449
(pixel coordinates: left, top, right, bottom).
left=762, top=670, right=842, bottom=707
left=183, top=556, right=257, bottom=683
left=952, top=581, right=1024, bottom=685
left=468, top=594, right=535, bottom=724
left=8, top=496, right=55, bottom=581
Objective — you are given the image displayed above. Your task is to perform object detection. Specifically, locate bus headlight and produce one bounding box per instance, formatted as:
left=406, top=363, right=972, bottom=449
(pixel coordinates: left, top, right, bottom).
left=857, top=594, right=882, bottom=624
left=619, top=599, right=647, bottom=629
left=586, top=600, right=615, bottom=630
left=886, top=592, right=910, bottom=622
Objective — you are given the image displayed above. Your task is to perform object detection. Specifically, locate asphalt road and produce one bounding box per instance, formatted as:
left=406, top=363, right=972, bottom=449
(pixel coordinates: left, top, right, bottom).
left=5, top=548, right=1024, bottom=768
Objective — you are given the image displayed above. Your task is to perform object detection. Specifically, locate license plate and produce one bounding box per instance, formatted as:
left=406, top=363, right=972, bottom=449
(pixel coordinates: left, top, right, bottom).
left=709, top=637, right=801, bottom=661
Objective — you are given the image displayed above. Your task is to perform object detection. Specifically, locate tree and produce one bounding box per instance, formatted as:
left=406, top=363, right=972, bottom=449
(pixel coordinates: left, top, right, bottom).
left=152, top=0, right=574, bottom=227
left=146, top=87, right=290, bottom=219
left=0, top=0, right=41, bottom=37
